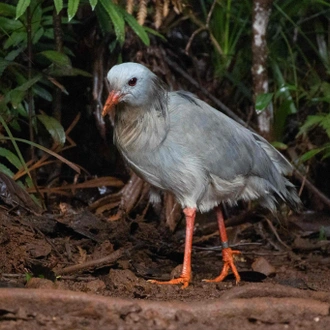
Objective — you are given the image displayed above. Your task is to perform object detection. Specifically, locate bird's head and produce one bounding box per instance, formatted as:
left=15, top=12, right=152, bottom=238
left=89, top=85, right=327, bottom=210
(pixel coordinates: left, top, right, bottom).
left=102, top=62, right=166, bottom=117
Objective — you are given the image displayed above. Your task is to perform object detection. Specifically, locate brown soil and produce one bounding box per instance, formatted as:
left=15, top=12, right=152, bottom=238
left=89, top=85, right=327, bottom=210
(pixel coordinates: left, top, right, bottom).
left=0, top=209, right=330, bottom=329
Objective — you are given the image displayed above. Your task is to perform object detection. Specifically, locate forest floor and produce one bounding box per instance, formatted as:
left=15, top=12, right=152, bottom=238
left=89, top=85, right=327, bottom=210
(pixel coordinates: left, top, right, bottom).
left=0, top=207, right=329, bottom=329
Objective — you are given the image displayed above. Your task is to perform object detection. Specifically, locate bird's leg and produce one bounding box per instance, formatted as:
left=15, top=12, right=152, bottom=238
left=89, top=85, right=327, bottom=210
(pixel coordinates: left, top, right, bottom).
left=203, top=206, right=241, bottom=284
left=148, top=207, right=196, bottom=289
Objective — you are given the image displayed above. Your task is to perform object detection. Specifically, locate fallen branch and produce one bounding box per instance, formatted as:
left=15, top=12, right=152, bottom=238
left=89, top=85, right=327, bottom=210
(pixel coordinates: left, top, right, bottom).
left=56, top=248, right=124, bottom=275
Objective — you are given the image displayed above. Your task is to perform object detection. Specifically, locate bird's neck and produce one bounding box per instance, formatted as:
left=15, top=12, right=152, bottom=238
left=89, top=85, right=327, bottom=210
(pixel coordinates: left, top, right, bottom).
left=114, top=98, right=169, bottom=152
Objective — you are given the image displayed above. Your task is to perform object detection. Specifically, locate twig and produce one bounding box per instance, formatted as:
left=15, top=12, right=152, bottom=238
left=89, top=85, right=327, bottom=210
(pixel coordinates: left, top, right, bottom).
left=298, top=165, right=309, bottom=197
left=265, top=217, right=290, bottom=250
left=56, top=248, right=125, bottom=275
left=185, top=2, right=223, bottom=56
left=185, top=27, right=206, bottom=54
left=294, top=169, right=330, bottom=209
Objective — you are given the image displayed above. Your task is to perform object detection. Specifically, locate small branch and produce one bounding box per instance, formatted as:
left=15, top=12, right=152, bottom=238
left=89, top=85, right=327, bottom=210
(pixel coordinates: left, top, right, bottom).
left=294, top=169, right=330, bottom=209
left=57, top=248, right=125, bottom=275
left=185, top=27, right=205, bottom=55
left=185, top=1, right=223, bottom=56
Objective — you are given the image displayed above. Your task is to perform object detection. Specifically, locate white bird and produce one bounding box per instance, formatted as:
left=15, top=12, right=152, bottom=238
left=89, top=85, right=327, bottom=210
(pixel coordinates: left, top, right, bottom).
left=102, top=62, right=302, bottom=288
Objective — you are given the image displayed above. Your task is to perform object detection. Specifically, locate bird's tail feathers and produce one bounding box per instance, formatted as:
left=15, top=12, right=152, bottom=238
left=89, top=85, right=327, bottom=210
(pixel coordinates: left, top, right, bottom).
left=253, top=134, right=292, bottom=176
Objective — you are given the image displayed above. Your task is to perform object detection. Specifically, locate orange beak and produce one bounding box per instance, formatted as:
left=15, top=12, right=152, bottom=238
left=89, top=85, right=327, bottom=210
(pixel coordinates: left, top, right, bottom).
left=102, top=90, right=123, bottom=117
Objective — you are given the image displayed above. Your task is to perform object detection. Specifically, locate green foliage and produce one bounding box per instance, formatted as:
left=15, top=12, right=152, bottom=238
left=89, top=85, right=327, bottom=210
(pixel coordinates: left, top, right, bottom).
left=116, top=6, right=149, bottom=46
left=298, top=113, right=330, bottom=162
left=196, top=0, right=330, bottom=149
left=210, top=0, right=251, bottom=72
left=255, top=93, right=274, bottom=112
left=268, top=0, right=330, bottom=141
left=54, top=0, right=63, bottom=14
left=0, top=0, right=84, bottom=188
left=15, top=0, right=31, bottom=19
left=0, top=0, right=149, bottom=182
left=300, top=114, right=330, bottom=138
left=68, top=0, right=79, bottom=21
left=13, top=0, right=150, bottom=45
left=37, top=114, right=66, bottom=146
left=99, top=0, right=125, bottom=43
left=89, top=0, right=98, bottom=11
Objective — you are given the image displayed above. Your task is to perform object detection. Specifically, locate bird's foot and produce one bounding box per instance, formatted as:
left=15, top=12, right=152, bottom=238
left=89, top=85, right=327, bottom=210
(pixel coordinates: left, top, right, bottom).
left=203, top=247, right=241, bottom=284
left=148, top=276, right=190, bottom=289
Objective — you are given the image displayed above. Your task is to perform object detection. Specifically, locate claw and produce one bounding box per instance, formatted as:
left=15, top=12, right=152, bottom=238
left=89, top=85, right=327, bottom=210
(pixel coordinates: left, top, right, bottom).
left=148, top=276, right=190, bottom=289
left=203, top=248, right=241, bottom=284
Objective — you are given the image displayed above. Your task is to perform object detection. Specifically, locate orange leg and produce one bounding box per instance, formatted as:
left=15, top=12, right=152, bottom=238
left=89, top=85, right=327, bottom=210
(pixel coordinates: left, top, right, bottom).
left=148, top=207, right=196, bottom=289
left=203, top=206, right=241, bottom=284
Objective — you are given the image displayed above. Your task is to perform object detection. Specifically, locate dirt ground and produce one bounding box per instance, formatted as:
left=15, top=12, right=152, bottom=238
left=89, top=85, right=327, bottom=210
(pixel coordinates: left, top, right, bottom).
left=0, top=207, right=330, bottom=329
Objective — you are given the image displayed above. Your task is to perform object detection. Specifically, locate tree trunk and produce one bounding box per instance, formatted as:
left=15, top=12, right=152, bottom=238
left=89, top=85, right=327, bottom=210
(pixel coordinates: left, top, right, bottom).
left=252, top=0, right=273, bottom=139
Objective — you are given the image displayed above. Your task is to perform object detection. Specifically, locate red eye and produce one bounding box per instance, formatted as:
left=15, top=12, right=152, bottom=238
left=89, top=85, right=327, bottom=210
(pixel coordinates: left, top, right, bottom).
left=128, top=77, right=137, bottom=86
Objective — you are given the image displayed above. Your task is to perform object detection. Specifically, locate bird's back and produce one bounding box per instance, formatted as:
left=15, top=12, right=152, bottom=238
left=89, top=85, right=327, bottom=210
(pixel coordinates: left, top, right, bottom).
left=155, top=91, right=301, bottom=212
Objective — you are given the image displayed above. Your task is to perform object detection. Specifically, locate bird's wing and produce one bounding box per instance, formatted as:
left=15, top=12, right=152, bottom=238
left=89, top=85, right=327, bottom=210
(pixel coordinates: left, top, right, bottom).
left=166, top=91, right=293, bottom=184
left=166, top=91, right=259, bottom=181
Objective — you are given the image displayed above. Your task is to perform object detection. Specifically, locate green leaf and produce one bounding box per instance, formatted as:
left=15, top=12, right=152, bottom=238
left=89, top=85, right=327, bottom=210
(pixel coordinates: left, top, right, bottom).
left=0, top=164, right=15, bottom=178
left=16, top=74, right=42, bottom=92
left=95, top=3, right=113, bottom=33
left=9, top=118, right=21, bottom=132
left=16, top=0, right=31, bottom=19
left=299, top=148, right=324, bottom=163
left=255, top=93, right=274, bottom=111
left=54, top=0, right=63, bottom=14
left=270, top=141, right=288, bottom=150
left=319, top=114, right=330, bottom=138
left=37, top=114, right=66, bottom=146
left=0, top=147, right=23, bottom=170
left=321, top=146, right=330, bottom=160
left=4, top=31, right=26, bottom=49
left=0, top=17, right=23, bottom=31
left=0, top=3, right=16, bottom=17
left=39, top=50, right=71, bottom=67
left=32, top=85, right=53, bottom=102
left=143, top=26, right=167, bottom=41
left=32, top=27, right=44, bottom=44
left=99, top=0, right=125, bottom=44
left=298, top=114, right=325, bottom=135
left=117, top=7, right=150, bottom=45
left=5, top=47, right=25, bottom=61
left=0, top=116, right=31, bottom=181
left=68, top=0, right=79, bottom=21
left=9, top=90, right=25, bottom=108
left=89, top=0, right=98, bottom=10
left=7, top=75, right=42, bottom=108
left=0, top=58, right=10, bottom=77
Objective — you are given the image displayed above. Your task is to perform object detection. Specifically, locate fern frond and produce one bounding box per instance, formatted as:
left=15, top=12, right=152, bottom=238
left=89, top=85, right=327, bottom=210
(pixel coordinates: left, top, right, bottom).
left=163, top=0, right=170, bottom=17
left=126, top=0, right=134, bottom=14
left=137, top=0, right=148, bottom=25
left=171, top=0, right=183, bottom=14
left=154, top=0, right=163, bottom=29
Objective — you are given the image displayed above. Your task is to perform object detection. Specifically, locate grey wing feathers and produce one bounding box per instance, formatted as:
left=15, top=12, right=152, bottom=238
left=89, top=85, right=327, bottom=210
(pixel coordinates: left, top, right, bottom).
left=169, top=91, right=302, bottom=212
left=252, top=133, right=292, bottom=176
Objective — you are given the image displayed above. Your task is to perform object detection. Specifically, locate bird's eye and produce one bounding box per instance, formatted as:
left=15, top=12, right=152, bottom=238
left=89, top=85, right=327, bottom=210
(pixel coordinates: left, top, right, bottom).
left=128, top=77, right=137, bottom=86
